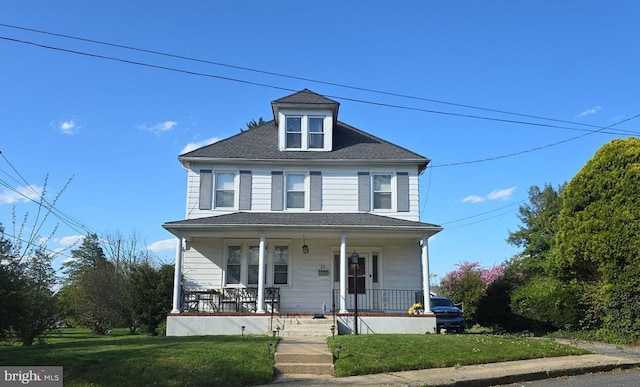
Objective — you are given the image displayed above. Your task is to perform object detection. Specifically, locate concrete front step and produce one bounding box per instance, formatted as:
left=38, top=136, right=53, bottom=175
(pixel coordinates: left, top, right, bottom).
left=273, top=316, right=334, bottom=337
left=274, top=336, right=335, bottom=376
left=275, top=363, right=334, bottom=375
left=275, top=352, right=334, bottom=364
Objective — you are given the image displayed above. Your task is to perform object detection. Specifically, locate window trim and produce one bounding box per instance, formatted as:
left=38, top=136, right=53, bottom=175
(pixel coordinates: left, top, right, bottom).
left=223, top=240, right=292, bottom=287
left=372, top=173, right=394, bottom=211
left=279, top=110, right=331, bottom=151
left=285, top=173, right=306, bottom=209
left=214, top=171, right=236, bottom=209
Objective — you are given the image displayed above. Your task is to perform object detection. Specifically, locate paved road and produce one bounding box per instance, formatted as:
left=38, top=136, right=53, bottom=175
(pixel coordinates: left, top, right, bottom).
left=499, top=368, right=640, bottom=386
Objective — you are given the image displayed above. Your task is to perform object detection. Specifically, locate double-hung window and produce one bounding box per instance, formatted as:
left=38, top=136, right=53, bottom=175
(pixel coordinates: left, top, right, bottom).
left=286, top=174, right=305, bottom=209
left=308, top=117, right=324, bottom=149
left=373, top=174, right=392, bottom=210
left=286, top=117, right=302, bottom=149
left=273, top=246, right=289, bottom=285
left=226, top=245, right=242, bottom=284
left=215, top=172, right=235, bottom=208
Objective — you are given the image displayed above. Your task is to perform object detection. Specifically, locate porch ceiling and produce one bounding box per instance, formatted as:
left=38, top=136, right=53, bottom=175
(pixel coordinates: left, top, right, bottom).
left=163, top=212, right=442, bottom=239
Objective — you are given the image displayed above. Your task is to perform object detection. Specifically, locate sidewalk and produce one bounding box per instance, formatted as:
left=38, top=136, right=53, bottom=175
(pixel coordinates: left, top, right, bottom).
left=266, top=340, right=640, bottom=386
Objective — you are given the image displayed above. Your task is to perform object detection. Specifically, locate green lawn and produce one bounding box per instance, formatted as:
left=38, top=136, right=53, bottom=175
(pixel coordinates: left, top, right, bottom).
left=0, top=329, right=589, bottom=385
left=0, top=329, right=277, bottom=387
left=329, top=334, right=590, bottom=377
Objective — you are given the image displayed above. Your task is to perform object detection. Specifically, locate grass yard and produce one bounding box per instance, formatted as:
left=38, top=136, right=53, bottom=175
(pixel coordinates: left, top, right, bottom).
left=0, top=329, right=590, bottom=385
left=328, top=334, right=590, bottom=377
left=0, top=328, right=277, bottom=386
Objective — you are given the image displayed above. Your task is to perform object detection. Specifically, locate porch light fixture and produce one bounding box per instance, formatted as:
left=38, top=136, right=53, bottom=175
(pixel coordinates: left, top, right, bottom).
left=349, top=250, right=360, bottom=335
left=302, top=235, right=309, bottom=254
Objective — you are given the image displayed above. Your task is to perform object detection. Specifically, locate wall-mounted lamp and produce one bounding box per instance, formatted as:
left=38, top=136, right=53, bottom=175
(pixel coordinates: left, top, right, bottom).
left=302, top=235, right=309, bottom=254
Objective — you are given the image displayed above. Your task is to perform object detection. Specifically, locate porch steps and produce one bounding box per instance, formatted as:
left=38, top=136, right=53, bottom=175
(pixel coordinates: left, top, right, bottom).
left=272, top=315, right=335, bottom=337
left=274, top=336, right=334, bottom=376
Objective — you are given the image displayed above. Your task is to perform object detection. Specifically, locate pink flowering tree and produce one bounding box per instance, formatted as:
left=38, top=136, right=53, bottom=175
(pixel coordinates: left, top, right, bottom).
left=440, top=261, right=504, bottom=326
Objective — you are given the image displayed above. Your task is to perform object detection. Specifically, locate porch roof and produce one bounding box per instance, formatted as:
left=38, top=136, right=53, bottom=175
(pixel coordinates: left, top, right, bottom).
left=163, top=212, right=442, bottom=239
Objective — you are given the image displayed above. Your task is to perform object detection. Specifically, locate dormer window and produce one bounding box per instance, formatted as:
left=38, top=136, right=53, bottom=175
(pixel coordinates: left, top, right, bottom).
left=281, top=114, right=331, bottom=151
left=286, top=117, right=302, bottom=148
left=308, top=117, right=324, bottom=149
left=272, top=89, right=338, bottom=151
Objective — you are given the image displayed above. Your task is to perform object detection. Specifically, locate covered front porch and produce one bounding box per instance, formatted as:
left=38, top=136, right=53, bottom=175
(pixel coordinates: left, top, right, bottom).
left=163, top=212, right=441, bottom=335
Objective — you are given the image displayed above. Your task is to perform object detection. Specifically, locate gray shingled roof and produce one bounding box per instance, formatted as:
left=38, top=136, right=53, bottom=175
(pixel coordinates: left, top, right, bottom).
left=179, top=89, right=429, bottom=170
left=164, top=212, right=441, bottom=231
left=180, top=120, right=429, bottom=166
left=272, top=88, right=339, bottom=105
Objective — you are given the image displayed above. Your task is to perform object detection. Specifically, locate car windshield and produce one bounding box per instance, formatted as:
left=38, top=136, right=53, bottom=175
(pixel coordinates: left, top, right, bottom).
left=430, top=298, right=454, bottom=307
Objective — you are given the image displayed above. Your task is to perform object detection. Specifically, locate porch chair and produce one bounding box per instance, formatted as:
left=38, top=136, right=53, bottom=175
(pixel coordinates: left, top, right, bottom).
left=264, top=287, right=280, bottom=313
left=182, top=290, right=200, bottom=312
left=238, top=288, right=258, bottom=312
left=218, top=288, right=240, bottom=312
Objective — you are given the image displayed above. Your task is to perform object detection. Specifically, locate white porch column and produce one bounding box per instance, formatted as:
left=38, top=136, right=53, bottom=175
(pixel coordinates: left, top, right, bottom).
left=339, top=234, right=348, bottom=314
left=421, top=237, right=431, bottom=313
left=170, top=237, right=183, bottom=314
left=256, top=234, right=266, bottom=313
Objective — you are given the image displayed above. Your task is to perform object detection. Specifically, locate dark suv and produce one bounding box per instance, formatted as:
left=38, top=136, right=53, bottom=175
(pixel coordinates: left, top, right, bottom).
left=430, top=297, right=465, bottom=333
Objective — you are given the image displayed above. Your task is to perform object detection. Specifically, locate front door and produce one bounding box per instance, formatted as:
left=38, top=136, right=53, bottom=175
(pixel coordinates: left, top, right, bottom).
left=348, top=253, right=369, bottom=310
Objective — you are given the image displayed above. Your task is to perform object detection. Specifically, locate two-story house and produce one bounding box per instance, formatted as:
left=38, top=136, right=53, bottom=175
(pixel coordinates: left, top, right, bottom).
left=163, top=89, right=442, bottom=336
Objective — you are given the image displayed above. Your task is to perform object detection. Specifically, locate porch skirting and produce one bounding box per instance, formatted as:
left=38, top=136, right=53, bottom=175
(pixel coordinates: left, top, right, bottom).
left=166, top=313, right=437, bottom=336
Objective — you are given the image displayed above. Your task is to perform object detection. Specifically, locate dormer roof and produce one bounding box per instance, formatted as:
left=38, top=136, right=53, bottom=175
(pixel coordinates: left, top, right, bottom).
left=271, top=89, right=339, bottom=126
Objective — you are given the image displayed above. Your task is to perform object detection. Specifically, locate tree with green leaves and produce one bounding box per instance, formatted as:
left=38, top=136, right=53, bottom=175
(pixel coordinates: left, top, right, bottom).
left=0, top=225, right=59, bottom=345
left=125, top=263, right=174, bottom=335
left=60, top=234, right=126, bottom=334
left=555, top=137, right=640, bottom=341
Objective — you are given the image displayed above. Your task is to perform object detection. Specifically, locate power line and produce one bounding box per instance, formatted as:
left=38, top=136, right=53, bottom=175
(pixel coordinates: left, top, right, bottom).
left=440, top=200, right=525, bottom=226
left=1, top=22, right=636, bottom=136
left=1, top=34, right=638, bottom=139
left=0, top=151, right=96, bottom=236
left=429, top=113, right=640, bottom=168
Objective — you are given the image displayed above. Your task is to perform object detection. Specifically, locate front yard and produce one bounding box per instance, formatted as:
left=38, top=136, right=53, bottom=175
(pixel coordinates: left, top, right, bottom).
left=0, top=328, right=588, bottom=386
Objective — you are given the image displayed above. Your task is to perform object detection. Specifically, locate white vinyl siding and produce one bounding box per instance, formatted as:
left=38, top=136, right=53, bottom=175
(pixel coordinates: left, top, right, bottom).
left=184, top=166, right=421, bottom=221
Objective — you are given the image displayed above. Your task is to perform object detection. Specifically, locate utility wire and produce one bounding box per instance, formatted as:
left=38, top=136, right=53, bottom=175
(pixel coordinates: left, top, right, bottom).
left=1, top=22, right=636, bottom=136
left=429, top=113, right=640, bottom=168
left=0, top=151, right=95, bottom=236
left=1, top=34, right=638, bottom=138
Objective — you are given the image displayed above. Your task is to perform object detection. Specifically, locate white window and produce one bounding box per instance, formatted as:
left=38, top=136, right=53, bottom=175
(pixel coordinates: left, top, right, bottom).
left=281, top=114, right=330, bottom=151
left=226, top=245, right=242, bottom=285
left=308, top=117, right=324, bottom=149
left=215, top=172, right=235, bottom=208
left=273, top=246, right=289, bottom=285
left=286, top=174, right=305, bottom=209
left=224, top=241, right=291, bottom=287
left=373, top=174, right=392, bottom=210
left=286, top=117, right=302, bottom=149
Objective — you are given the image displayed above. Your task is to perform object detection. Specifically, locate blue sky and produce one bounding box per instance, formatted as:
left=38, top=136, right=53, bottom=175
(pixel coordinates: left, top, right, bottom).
left=1, top=1, right=639, bottom=279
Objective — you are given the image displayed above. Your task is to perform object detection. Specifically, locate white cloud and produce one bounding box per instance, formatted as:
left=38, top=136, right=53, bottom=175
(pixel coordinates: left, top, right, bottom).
left=577, top=106, right=602, bottom=118
left=52, top=118, right=80, bottom=135
left=180, top=137, right=220, bottom=155
left=487, top=187, right=517, bottom=201
left=57, top=235, right=84, bottom=247
left=461, top=187, right=516, bottom=203
left=139, top=121, right=178, bottom=135
left=0, top=185, right=42, bottom=204
left=461, top=195, right=485, bottom=204
left=148, top=238, right=178, bottom=253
